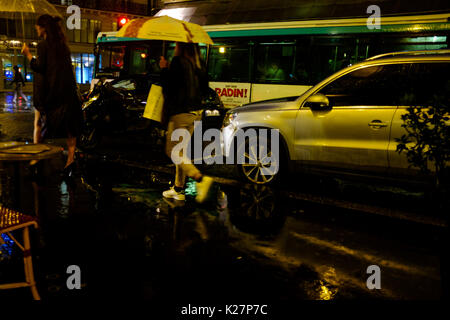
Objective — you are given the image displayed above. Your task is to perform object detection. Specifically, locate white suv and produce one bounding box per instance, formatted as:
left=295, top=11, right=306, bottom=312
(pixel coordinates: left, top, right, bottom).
left=221, top=50, right=450, bottom=184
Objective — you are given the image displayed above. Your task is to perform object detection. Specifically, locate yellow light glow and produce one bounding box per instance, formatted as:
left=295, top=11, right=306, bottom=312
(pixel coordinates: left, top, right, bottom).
left=141, top=53, right=147, bottom=59
left=219, top=47, right=226, bottom=54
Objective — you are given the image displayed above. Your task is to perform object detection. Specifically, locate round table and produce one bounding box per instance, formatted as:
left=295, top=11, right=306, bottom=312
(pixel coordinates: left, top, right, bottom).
left=0, top=141, right=63, bottom=211
left=0, top=142, right=63, bottom=161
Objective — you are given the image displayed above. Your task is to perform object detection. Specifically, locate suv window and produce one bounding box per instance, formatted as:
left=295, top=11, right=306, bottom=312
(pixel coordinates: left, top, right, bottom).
left=318, top=64, right=412, bottom=107
left=401, top=62, right=450, bottom=107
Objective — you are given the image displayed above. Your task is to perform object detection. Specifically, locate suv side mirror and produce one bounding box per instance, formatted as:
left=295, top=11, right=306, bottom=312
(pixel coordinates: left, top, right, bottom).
left=304, top=93, right=330, bottom=110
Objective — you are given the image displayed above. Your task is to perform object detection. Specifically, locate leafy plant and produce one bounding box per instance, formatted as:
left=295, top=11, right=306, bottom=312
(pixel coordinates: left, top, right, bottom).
left=396, top=97, right=450, bottom=188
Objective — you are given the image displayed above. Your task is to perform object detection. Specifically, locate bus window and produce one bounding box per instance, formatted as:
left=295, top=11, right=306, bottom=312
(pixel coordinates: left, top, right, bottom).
left=129, top=44, right=163, bottom=76
left=129, top=47, right=149, bottom=75
left=255, top=42, right=295, bottom=84
left=208, top=43, right=251, bottom=82
left=308, top=37, right=362, bottom=84
left=368, top=35, right=448, bottom=57
left=98, top=45, right=125, bottom=73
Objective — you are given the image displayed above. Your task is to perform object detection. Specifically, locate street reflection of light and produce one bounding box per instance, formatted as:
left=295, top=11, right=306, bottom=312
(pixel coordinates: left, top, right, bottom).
left=319, top=283, right=333, bottom=300
left=0, top=233, right=14, bottom=259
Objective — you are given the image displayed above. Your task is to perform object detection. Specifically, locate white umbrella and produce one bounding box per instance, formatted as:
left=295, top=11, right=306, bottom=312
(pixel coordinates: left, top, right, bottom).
left=0, top=0, right=62, bottom=40
left=0, top=0, right=62, bottom=78
left=0, top=0, right=61, bottom=15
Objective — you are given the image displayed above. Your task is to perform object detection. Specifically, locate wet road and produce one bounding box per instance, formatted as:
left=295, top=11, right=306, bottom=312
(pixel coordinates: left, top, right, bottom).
left=0, top=156, right=446, bottom=303
left=0, top=93, right=34, bottom=143
left=0, top=92, right=447, bottom=305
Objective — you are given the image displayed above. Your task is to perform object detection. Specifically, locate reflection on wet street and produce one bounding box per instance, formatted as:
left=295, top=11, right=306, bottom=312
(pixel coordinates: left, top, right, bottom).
left=0, top=154, right=445, bottom=301
left=0, top=92, right=32, bottom=114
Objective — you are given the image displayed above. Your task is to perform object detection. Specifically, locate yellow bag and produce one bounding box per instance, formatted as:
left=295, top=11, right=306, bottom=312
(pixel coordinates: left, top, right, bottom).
left=143, top=84, right=164, bottom=122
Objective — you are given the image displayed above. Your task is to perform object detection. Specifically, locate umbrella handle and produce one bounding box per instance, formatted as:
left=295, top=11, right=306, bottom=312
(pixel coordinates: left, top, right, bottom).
left=162, top=41, right=166, bottom=58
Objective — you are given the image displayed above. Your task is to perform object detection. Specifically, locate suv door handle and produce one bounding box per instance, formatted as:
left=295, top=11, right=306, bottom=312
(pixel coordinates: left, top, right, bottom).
left=368, top=120, right=388, bottom=128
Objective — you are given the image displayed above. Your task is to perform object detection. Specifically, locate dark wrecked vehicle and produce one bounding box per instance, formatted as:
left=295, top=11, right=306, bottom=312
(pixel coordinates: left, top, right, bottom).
left=78, top=75, right=226, bottom=152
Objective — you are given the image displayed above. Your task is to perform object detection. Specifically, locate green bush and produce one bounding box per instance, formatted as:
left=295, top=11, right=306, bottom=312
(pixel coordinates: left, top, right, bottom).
left=396, top=98, right=450, bottom=188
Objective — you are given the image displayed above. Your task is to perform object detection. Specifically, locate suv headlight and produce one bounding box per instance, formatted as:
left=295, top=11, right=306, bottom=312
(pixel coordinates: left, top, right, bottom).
left=222, top=111, right=237, bottom=128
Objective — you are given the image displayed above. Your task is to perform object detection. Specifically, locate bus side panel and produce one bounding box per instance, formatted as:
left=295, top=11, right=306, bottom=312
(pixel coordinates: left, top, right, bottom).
left=209, top=81, right=251, bottom=108
left=251, top=84, right=311, bottom=103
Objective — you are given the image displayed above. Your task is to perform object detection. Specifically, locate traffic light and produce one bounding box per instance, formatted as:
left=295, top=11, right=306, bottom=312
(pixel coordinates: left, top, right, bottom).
left=117, top=16, right=129, bottom=30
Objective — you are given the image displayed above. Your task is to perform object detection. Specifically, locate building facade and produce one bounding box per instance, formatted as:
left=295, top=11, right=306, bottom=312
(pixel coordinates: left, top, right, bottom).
left=0, top=0, right=163, bottom=92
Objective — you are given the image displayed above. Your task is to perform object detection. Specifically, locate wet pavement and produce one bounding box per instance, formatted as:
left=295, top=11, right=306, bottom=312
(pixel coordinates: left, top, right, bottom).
left=0, top=92, right=448, bottom=307
left=0, top=93, right=34, bottom=144
left=0, top=155, right=447, bottom=304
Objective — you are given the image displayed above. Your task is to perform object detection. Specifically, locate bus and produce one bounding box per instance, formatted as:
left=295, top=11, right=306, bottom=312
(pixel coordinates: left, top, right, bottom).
left=93, top=13, right=450, bottom=108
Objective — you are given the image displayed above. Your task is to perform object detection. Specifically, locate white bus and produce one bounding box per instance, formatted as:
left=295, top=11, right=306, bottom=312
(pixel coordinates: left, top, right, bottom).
left=93, top=13, right=450, bottom=108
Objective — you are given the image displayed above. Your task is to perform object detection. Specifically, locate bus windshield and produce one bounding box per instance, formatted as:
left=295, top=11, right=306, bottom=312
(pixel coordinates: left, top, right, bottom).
left=96, top=41, right=164, bottom=77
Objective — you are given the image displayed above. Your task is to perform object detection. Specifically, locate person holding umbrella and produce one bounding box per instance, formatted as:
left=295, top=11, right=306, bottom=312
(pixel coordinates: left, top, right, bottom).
left=116, top=16, right=216, bottom=202
left=159, top=42, right=214, bottom=203
left=21, top=14, right=82, bottom=177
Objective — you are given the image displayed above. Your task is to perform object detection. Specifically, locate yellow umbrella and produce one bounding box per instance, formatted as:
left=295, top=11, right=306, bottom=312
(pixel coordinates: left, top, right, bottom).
left=116, top=15, right=214, bottom=45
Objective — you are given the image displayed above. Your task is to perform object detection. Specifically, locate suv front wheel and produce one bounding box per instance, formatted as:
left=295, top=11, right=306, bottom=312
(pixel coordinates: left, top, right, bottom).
left=236, top=132, right=282, bottom=185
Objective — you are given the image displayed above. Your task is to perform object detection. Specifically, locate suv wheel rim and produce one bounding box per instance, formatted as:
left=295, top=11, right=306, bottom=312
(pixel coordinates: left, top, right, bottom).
left=241, top=144, right=278, bottom=184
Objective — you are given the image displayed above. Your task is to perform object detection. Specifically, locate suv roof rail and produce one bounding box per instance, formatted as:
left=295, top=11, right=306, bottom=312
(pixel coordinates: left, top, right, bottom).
left=366, top=49, right=450, bottom=61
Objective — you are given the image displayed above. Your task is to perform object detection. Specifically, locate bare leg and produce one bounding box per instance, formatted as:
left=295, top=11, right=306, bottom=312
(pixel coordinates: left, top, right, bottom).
left=33, top=109, right=41, bottom=144
left=66, top=136, right=76, bottom=168
left=30, top=110, right=42, bottom=166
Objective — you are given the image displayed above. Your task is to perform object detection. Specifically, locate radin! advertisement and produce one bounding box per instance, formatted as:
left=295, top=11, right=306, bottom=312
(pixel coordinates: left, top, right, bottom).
left=210, top=82, right=251, bottom=108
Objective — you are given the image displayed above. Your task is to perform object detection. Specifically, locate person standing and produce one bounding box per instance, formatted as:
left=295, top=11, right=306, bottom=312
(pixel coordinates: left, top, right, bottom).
left=159, top=42, right=213, bottom=203
left=21, top=14, right=82, bottom=177
left=11, top=65, right=28, bottom=104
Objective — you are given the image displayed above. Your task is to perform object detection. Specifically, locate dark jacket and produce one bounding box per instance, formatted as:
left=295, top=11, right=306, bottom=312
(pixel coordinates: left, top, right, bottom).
left=161, top=55, right=208, bottom=119
left=30, top=39, right=82, bottom=138
left=30, top=39, right=80, bottom=113
left=12, top=71, right=25, bottom=86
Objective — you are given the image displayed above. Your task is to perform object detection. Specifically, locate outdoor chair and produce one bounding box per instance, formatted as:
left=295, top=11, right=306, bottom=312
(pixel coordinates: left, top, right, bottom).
left=0, top=205, right=40, bottom=300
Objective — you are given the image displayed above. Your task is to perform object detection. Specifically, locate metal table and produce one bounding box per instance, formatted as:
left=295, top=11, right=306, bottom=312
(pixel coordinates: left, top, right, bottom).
left=0, top=141, right=62, bottom=161
left=0, top=141, right=63, bottom=212
left=0, top=142, right=62, bottom=299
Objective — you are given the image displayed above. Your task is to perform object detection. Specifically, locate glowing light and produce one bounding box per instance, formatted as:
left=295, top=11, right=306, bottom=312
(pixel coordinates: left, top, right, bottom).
left=141, top=53, right=147, bottom=59
left=118, top=17, right=129, bottom=27
left=219, top=47, right=226, bottom=54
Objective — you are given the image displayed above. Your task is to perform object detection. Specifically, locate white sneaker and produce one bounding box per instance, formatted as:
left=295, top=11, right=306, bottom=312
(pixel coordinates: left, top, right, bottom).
left=195, top=176, right=214, bottom=203
left=162, top=187, right=185, bottom=201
